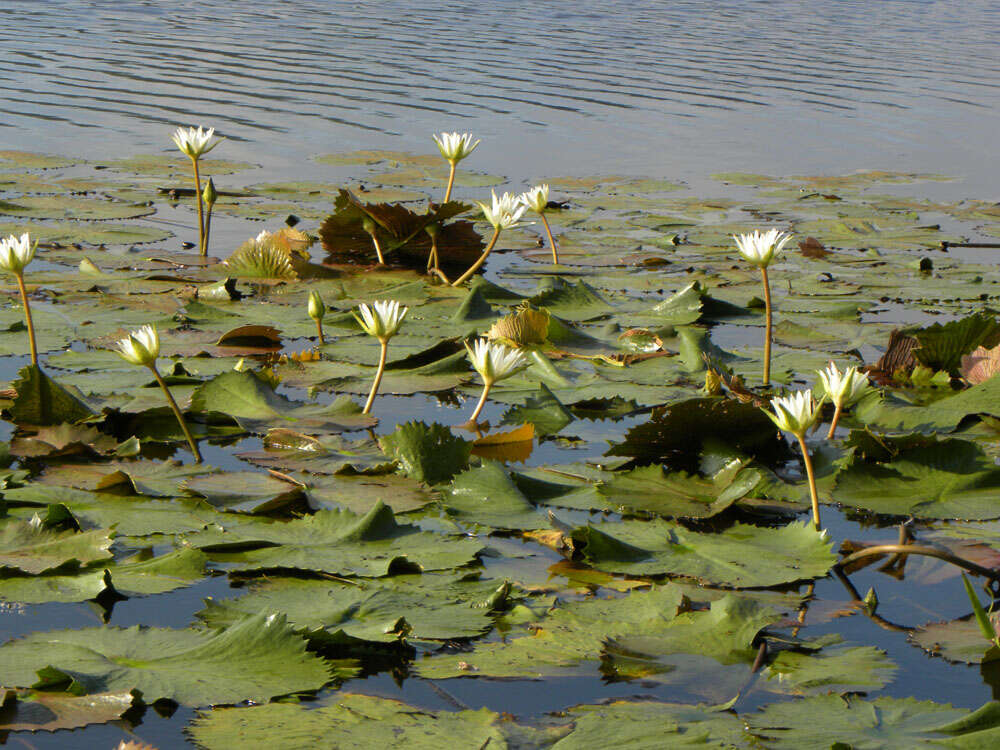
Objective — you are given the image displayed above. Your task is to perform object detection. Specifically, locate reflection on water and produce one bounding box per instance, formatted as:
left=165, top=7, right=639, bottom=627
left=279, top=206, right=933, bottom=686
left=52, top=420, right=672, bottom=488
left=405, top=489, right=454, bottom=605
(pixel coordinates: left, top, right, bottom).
left=1, top=0, right=998, bottom=189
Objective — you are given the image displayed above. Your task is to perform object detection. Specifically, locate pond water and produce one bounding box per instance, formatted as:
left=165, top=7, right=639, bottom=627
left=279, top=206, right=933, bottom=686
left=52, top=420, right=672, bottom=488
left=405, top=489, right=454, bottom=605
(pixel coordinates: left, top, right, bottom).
left=2, top=1, right=1000, bottom=749
left=2, top=0, right=999, bottom=193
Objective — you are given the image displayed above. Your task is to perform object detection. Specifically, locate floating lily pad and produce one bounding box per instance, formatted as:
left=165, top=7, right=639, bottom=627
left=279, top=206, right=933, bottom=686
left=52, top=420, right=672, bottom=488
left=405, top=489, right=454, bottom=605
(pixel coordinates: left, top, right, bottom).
left=185, top=501, right=482, bottom=577
left=571, top=519, right=835, bottom=587
left=832, top=439, right=1000, bottom=519
left=0, top=195, right=155, bottom=221
left=187, top=692, right=546, bottom=750
left=0, top=613, right=336, bottom=706
left=745, top=695, right=1000, bottom=749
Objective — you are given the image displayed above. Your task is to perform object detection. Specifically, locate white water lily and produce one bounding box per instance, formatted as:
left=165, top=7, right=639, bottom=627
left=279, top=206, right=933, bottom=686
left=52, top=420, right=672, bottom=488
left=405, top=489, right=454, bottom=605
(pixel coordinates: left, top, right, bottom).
left=115, top=324, right=201, bottom=462
left=115, top=324, right=161, bottom=367
left=466, top=338, right=528, bottom=386
left=171, top=125, right=220, bottom=159
left=764, top=390, right=821, bottom=436
left=763, top=388, right=825, bottom=530
left=818, top=361, right=871, bottom=438
left=478, top=190, right=529, bottom=230
left=733, top=228, right=793, bottom=268
left=432, top=131, right=480, bottom=163
left=355, top=300, right=408, bottom=342
left=519, top=184, right=550, bottom=214
left=0, top=232, right=36, bottom=275
left=465, top=338, right=528, bottom=424
left=1, top=232, right=39, bottom=365
left=817, top=362, right=870, bottom=408
left=356, top=300, right=408, bottom=414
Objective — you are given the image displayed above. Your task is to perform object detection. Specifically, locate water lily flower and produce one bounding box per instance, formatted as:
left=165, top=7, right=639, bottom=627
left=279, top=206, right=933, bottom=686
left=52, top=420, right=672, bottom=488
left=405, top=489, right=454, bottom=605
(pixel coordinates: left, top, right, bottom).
left=519, top=184, right=549, bottom=214
left=171, top=125, right=221, bottom=160
left=171, top=125, right=221, bottom=257
left=355, top=300, right=408, bottom=343
left=433, top=132, right=481, bottom=164
left=0, top=232, right=39, bottom=365
left=465, top=338, right=528, bottom=423
left=452, top=191, right=530, bottom=287
left=763, top=389, right=824, bottom=530
left=733, top=228, right=793, bottom=268
left=115, top=325, right=201, bottom=463
left=354, top=300, right=409, bottom=414
left=432, top=131, right=480, bottom=203
left=479, top=190, right=529, bottom=231
left=518, top=184, right=559, bottom=264
left=0, top=232, right=36, bottom=275
left=817, top=361, right=871, bottom=438
left=115, top=324, right=160, bottom=367
left=733, top=228, right=793, bottom=385
left=308, top=291, right=326, bottom=344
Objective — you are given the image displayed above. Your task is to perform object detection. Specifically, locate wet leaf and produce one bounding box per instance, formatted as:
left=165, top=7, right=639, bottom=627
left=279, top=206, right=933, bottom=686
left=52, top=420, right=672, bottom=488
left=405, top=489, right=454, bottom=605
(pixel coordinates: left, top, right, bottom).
left=0, top=613, right=335, bottom=706
left=571, top=519, right=835, bottom=587
left=378, top=421, right=471, bottom=485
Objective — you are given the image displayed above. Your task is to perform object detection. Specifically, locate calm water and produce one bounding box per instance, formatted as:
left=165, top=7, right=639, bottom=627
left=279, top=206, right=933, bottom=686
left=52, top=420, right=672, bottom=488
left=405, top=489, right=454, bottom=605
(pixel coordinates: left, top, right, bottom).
left=1, top=0, right=999, bottom=194
left=2, top=2, right=1000, bottom=747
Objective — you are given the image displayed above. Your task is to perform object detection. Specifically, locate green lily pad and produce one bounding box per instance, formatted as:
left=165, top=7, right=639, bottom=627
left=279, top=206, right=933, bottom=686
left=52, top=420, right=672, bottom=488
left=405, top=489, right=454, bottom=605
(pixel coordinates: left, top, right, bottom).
left=596, top=461, right=761, bottom=520
left=444, top=461, right=548, bottom=530
left=0, top=519, right=112, bottom=575
left=763, top=645, right=898, bottom=696
left=0, top=196, right=155, bottom=221
left=550, top=700, right=749, bottom=749
left=0, top=221, right=170, bottom=246
left=571, top=519, right=835, bottom=587
left=745, top=695, right=1000, bottom=749
left=832, top=439, right=1000, bottom=519
left=0, top=613, right=336, bottom=706
left=603, top=596, right=779, bottom=701
left=186, top=692, right=546, bottom=750
left=197, top=573, right=502, bottom=646
left=185, top=501, right=482, bottom=577
left=416, top=586, right=684, bottom=679
left=378, top=421, right=471, bottom=485
left=0, top=689, right=136, bottom=733
left=910, top=618, right=1000, bottom=665
left=0, top=548, right=208, bottom=604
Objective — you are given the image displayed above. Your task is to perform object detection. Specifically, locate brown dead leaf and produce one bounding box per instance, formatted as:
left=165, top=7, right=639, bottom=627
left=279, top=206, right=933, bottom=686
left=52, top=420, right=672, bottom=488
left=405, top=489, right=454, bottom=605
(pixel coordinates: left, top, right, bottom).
left=798, top=236, right=830, bottom=258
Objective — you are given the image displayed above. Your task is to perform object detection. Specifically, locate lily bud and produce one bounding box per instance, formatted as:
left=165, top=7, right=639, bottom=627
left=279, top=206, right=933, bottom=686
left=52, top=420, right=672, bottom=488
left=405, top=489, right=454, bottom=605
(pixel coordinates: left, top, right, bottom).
left=308, top=290, right=325, bottom=322
left=203, top=177, right=218, bottom=207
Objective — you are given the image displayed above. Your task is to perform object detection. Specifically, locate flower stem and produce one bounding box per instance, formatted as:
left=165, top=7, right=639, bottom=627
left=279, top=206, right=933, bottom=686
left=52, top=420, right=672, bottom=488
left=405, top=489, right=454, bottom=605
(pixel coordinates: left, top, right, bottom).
left=796, top=433, right=821, bottom=531
left=149, top=364, right=202, bottom=463
left=826, top=403, right=843, bottom=440
left=203, top=201, right=214, bottom=257
left=363, top=340, right=388, bottom=414
left=469, top=382, right=492, bottom=424
left=369, top=231, right=385, bottom=265
left=540, top=213, right=559, bottom=264
left=443, top=162, right=456, bottom=203
left=761, top=266, right=773, bottom=386
left=427, top=233, right=439, bottom=271
left=15, top=272, right=38, bottom=366
left=451, top=227, right=501, bottom=287
left=190, top=157, right=205, bottom=256
left=315, top=319, right=325, bottom=345
left=837, top=543, right=1000, bottom=582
